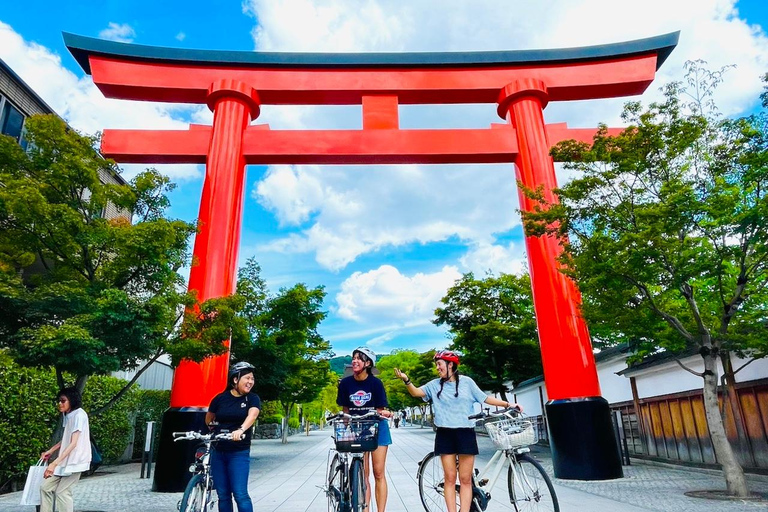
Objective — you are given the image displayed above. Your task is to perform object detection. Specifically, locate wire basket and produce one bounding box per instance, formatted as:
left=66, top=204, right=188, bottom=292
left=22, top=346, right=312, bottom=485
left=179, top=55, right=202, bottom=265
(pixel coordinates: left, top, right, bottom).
left=332, top=419, right=380, bottom=453
left=484, top=416, right=537, bottom=450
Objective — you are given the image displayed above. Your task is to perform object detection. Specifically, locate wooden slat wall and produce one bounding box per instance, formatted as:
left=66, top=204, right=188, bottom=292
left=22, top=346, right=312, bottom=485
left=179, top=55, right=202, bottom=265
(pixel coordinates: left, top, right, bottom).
left=615, top=380, right=768, bottom=470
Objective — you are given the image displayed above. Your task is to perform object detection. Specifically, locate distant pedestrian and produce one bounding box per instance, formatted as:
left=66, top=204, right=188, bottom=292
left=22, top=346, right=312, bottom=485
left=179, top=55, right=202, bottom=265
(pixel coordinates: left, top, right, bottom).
left=40, top=387, right=92, bottom=512
left=394, top=415, right=400, bottom=428
left=401, top=410, right=407, bottom=426
left=206, top=361, right=261, bottom=512
left=395, top=350, right=521, bottom=512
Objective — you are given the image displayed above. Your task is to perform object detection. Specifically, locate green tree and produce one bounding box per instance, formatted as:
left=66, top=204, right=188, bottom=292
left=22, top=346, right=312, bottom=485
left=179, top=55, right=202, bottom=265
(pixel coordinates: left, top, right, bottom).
left=302, top=373, right=342, bottom=426
left=522, top=63, right=767, bottom=497
left=377, top=350, right=426, bottom=411
left=232, top=259, right=332, bottom=443
left=0, top=115, right=246, bottom=413
left=434, top=273, right=542, bottom=399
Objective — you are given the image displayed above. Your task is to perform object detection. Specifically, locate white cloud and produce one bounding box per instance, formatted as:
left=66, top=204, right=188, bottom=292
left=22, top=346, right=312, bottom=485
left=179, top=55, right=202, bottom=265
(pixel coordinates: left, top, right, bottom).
left=0, top=22, right=201, bottom=182
left=254, top=163, right=517, bottom=270
left=98, top=22, right=136, bottom=43
left=459, top=242, right=527, bottom=276
left=176, top=32, right=186, bottom=41
left=245, top=0, right=768, bottom=269
left=335, top=264, right=462, bottom=323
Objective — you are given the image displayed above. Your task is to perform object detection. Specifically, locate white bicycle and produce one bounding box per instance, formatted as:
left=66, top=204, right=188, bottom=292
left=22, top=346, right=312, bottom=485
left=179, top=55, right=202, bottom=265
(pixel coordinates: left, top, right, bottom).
left=172, top=431, right=233, bottom=512
left=417, top=408, right=559, bottom=512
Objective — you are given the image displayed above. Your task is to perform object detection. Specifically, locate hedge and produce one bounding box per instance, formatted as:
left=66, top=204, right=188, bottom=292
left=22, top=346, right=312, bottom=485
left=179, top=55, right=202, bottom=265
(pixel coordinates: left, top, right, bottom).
left=131, top=389, right=170, bottom=459
left=0, top=360, right=59, bottom=492
left=0, top=358, right=139, bottom=492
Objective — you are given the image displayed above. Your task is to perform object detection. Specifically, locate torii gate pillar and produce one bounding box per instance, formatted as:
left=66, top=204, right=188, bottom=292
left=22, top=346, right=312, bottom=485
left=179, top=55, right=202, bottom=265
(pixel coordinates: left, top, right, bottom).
left=499, top=79, right=621, bottom=479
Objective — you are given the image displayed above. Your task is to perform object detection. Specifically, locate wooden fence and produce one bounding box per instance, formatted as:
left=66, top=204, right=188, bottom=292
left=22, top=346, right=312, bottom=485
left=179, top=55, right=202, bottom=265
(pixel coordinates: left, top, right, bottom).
left=611, top=378, right=768, bottom=471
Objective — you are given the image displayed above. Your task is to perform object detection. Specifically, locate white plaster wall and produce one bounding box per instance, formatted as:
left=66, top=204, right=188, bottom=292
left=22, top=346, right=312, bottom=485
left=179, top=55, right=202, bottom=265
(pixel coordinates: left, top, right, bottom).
left=597, top=358, right=634, bottom=404
left=509, top=385, right=545, bottom=416
left=733, top=355, right=768, bottom=383
left=634, top=354, right=768, bottom=399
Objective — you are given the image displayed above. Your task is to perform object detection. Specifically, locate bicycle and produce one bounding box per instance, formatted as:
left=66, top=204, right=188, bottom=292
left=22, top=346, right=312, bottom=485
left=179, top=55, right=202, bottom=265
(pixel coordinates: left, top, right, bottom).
left=324, top=411, right=384, bottom=512
left=172, top=430, right=232, bottom=512
left=417, top=407, right=559, bottom=512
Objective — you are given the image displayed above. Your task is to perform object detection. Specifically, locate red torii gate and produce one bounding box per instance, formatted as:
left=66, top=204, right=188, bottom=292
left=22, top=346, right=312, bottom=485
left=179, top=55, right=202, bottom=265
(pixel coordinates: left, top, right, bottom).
left=65, top=31, right=677, bottom=490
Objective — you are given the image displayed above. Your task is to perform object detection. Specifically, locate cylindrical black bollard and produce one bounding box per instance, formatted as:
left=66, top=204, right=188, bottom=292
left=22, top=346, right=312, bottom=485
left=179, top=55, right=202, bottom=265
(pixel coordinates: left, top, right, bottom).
left=152, top=407, right=208, bottom=492
left=546, top=396, right=624, bottom=480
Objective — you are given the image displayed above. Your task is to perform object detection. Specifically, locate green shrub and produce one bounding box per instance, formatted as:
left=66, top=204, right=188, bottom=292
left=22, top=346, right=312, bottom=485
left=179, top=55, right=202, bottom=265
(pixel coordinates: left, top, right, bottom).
left=259, top=400, right=283, bottom=424
left=131, top=389, right=170, bottom=459
left=0, top=358, right=58, bottom=492
left=288, top=417, right=300, bottom=429
left=82, top=375, right=140, bottom=463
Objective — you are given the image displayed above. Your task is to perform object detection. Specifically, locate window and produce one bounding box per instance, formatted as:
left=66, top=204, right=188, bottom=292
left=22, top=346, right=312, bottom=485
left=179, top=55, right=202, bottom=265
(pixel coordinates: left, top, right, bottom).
left=1, top=99, right=25, bottom=143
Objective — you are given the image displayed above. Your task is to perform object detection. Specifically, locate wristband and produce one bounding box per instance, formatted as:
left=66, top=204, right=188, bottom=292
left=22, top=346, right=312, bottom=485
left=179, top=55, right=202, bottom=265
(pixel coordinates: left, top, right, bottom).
left=404, top=379, right=412, bottom=385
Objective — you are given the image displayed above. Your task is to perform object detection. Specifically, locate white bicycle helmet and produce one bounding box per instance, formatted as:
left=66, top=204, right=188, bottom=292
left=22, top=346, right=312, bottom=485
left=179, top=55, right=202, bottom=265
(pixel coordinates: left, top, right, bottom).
left=352, top=347, right=376, bottom=367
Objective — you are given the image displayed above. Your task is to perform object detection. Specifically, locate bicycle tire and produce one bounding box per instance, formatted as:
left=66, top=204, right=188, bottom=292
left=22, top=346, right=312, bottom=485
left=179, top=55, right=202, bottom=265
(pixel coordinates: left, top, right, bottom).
left=350, top=458, right=366, bottom=512
left=507, top=454, right=559, bottom=512
left=180, top=473, right=208, bottom=512
left=327, top=453, right=344, bottom=512
left=417, top=451, right=460, bottom=512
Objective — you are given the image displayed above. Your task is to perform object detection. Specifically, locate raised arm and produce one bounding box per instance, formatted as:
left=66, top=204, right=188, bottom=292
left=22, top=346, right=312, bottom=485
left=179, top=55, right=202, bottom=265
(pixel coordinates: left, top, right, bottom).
left=394, top=368, right=426, bottom=398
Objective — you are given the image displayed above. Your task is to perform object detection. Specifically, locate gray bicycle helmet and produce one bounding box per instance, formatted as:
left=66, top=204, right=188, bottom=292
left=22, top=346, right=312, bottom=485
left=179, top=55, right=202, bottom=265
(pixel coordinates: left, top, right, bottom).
left=352, top=347, right=376, bottom=367
left=229, top=361, right=255, bottom=378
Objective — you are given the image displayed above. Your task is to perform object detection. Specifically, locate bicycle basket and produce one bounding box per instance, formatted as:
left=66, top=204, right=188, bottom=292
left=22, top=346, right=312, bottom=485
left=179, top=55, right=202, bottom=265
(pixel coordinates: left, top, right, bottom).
left=332, top=419, right=380, bottom=453
left=484, top=416, right=537, bottom=450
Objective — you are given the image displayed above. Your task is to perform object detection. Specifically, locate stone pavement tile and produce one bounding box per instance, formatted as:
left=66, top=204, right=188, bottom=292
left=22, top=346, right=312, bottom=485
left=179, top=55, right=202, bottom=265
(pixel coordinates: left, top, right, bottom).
left=2, top=424, right=767, bottom=511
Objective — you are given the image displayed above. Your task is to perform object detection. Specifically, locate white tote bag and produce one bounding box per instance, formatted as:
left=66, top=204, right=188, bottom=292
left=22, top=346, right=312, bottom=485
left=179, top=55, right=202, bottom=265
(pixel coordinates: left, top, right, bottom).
left=19, top=458, right=47, bottom=506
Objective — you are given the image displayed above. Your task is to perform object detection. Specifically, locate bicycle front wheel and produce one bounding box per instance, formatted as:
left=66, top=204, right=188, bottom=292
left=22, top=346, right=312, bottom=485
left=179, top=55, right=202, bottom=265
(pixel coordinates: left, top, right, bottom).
left=180, top=474, right=207, bottom=512
left=327, top=453, right=344, bottom=512
left=350, top=458, right=366, bottom=512
left=417, top=452, right=459, bottom=512
left=507, top=454, right=559, bottom=512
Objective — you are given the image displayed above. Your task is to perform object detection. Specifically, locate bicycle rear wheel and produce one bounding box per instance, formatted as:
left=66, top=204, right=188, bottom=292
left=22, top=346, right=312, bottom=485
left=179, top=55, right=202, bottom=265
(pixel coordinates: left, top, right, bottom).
left=180, top=474, right=207, bottom=512
left=327, top=453, right=344, bottom=512
left=507, top=454, right=559, bottom=512
left=417, top=452, right=460, bottom=512
left=350, top=458, right=366, bottom=512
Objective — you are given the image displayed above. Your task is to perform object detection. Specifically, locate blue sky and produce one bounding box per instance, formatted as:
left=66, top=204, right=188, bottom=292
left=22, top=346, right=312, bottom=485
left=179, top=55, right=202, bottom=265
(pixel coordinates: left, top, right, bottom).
left=1, top=1, right=767, bottom=358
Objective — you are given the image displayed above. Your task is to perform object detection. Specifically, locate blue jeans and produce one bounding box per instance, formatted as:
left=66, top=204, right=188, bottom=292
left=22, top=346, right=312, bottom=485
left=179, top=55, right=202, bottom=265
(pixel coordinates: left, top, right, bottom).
left=211, top=448, right=253, bottom=512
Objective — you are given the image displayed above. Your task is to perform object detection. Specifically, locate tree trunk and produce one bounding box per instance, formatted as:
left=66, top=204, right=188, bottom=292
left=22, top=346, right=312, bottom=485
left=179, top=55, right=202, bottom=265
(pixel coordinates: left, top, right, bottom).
left=281, top=403, right=292, bottom=444
left=701, top=353, right=749, bottom=497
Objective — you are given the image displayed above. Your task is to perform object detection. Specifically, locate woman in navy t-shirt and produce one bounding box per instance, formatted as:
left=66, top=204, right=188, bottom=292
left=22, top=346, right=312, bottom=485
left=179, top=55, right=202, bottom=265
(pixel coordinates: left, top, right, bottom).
left=336, top=347, right=393, bottom=512
left=206, top=362, right=261, bottom=512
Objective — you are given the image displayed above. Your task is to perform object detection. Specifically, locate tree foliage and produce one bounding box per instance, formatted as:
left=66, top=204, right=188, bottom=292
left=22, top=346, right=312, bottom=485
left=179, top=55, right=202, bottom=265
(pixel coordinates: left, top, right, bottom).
left=232, top=258, right=332, bottom=442
left=377, top=350, right=436, bottom=411
left=0, top=115, right=246, bottom=407
left=522, top=62, right=767, bottom=496
left=434, top=272, right=542, bottom=397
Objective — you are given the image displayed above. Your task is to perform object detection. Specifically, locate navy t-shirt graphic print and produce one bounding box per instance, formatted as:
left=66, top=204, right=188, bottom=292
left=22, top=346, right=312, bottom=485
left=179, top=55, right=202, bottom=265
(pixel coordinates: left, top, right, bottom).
left=336, top=374, right=387, bottom=416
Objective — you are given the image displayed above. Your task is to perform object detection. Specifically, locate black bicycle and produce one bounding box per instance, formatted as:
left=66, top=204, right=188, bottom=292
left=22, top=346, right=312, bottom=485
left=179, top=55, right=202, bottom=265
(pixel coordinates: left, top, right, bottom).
left=325, top=411, right=384, bottom=512
left=172, top=431, right=232, bottom=512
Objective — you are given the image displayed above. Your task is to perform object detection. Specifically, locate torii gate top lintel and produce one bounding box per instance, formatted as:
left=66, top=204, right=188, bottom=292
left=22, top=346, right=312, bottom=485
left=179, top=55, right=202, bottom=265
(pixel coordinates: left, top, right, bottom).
left=64, top=31, right=678, bottom=75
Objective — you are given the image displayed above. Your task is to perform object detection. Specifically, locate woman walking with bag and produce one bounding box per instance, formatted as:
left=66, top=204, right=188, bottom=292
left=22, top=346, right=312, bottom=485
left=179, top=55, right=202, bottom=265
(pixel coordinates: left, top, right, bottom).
left=40, top=387, right=91, bottom=512
left=395, top=350, right=521, bottom=512
left=206, top=361, right=261, bottom=512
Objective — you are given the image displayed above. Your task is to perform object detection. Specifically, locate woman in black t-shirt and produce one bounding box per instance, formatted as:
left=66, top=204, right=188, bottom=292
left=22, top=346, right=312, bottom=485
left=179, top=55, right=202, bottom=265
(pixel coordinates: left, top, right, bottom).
left=205, top=362, right=261, bottom=512
left=336, top=347, right=393, bottom=512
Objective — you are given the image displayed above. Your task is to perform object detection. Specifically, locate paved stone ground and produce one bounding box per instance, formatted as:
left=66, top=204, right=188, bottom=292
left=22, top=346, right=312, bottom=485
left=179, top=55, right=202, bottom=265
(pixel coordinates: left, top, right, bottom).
left=2, top=424, right=767, bottom=511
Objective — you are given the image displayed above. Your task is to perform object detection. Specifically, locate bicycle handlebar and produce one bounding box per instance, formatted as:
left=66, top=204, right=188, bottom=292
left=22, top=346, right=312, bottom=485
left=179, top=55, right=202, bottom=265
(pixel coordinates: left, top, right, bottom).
left=172, top=431, right=233, bottom=442
left=326, top=411, right=385, bottom=422
left=468, top=406, right=522, bottom=420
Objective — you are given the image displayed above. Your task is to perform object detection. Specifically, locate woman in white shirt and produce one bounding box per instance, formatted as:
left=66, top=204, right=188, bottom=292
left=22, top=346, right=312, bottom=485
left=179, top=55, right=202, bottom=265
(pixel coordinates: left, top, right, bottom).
left=40, top=387, right=92, bottom=512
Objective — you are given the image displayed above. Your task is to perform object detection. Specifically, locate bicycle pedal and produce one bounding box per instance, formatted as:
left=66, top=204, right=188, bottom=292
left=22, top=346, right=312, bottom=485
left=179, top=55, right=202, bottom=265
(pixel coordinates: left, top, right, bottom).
left=478, top=478, right=489, bottom=486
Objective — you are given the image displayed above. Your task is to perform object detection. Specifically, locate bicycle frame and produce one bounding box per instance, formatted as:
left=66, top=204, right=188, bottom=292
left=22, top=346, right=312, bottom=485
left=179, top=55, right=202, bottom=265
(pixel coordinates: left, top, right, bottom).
left=173, top=431, right=231, bottom=512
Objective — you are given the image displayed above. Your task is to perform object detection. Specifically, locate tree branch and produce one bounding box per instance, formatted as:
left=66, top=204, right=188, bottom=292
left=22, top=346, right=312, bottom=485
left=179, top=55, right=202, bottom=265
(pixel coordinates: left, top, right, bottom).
left=90, top=348, right=165, bottom=417
left=676, top=358, right=704, bottom=377
left=732, top=357, right=756, bottom=376
left=626, top=277, right=694, bottom=341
